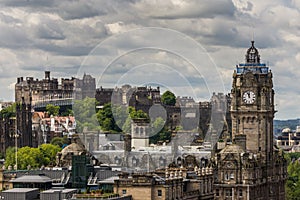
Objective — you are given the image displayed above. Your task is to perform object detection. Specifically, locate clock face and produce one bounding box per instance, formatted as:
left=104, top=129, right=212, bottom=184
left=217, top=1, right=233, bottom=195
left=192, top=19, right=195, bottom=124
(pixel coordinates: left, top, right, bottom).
left=243, top=91, right=255, bottom=104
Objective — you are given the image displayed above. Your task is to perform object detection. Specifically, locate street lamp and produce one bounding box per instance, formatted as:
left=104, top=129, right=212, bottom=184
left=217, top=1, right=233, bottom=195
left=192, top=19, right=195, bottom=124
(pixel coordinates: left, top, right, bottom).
left=14, top=131, right=20, bottom=171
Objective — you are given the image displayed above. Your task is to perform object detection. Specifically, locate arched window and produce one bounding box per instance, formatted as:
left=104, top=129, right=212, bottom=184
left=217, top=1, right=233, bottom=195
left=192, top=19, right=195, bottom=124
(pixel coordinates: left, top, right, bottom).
left=177, top=157, right=183, bottom=166
left=159, top=157, right=166, bottom=167
left=132, top=157, right=139, bottom=167
left=140, top=127, right=144, bottom=135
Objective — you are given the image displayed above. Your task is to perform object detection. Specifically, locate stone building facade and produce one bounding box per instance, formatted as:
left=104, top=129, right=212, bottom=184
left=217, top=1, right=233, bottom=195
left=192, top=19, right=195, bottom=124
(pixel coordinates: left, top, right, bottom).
left=213, top=41, right=287, bottom=200
left=95, top=85, right=161, bottom=110
left=114, top=167, right=214, bottom=200
left=6, top=71, right=95, bottom=150
left=276, top=127, right=300, bottom=151
left=0, top=115, right=15, bottom=154
left=15, top=71, right=96, bottom=108
left=95, top=84, right=230, bottom=142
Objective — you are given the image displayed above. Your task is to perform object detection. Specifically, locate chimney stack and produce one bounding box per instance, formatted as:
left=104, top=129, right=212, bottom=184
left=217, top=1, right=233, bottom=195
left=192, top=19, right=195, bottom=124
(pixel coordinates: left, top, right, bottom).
left=45, top=71, right=50, bottom=80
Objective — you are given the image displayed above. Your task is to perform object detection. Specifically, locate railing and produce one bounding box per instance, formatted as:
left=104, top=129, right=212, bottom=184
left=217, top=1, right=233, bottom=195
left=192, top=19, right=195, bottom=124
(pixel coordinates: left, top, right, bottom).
left=73, top=193, right=132, bottom=200
left=32, top=98, right=73, bottom=108
left=236, top=64, right=269, bottom=74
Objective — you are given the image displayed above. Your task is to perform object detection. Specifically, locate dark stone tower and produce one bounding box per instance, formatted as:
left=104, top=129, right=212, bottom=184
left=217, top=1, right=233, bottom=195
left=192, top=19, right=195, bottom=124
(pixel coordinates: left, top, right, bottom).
left=16, top=96, right=32, bottom=147
left=124, top=133, right=132, bottom=152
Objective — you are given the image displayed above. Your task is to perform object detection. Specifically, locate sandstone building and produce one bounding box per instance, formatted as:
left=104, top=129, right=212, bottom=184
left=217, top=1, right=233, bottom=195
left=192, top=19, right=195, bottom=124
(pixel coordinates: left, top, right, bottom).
left=213, top=41, right=287, bottom=200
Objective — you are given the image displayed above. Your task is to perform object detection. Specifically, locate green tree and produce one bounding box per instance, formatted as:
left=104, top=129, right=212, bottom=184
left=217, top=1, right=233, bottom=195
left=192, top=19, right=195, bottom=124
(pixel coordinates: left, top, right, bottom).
left=152, top=117, right=165, bottom=134
left=112, top=105, right=128, bottom=129
left=286, top=160, right=300, bottom=199
left=73, top=97, right=101, bottom=132
left=121, top=107, right=149, bottom=133
left=51, top=136, right=69, bottom=148
left=5, top=147, right=16, bottom=168
left=96, top=103, right=150, bottom=133
left=46, top=104, right=60, bottom=116
left=15, top=146, right=43, bottom=170
left=0, top=103, right=16, bottom=118
left=5, top=145, right=62, bottom=170
left=39, top=144, right=61, bottom=166
left=62, top=108, right=74, bottom=116
left=97, top=103, right=121, bottom=132
left=285, top=153, right=300, bottom=199
left=161, top=91, right=176, bottom=106
left=150, top=117, right=171, bottom=144
left=122, top=117, right=132, bottom=133
left=131, top=109, right=149, bottom=119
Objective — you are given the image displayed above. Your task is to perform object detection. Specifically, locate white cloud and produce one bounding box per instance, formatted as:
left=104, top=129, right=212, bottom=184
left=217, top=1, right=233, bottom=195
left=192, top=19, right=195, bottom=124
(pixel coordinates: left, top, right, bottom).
left=0, top=0, right=299, bottom=119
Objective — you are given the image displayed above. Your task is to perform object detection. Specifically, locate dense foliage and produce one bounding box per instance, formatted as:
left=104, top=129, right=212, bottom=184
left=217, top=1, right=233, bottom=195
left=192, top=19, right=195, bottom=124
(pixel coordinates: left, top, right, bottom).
left=46, top=104, right=60, bottom=116
left=73, top=97, right=101, bottom=132
left=5, top=144, right=61, bottom=170
left=97, top=103, right=149, bottom=133
left=161, top=90, right=176, bottom=106
left=97, top=103, right=122, bottom=132
left=285, top=152, right=300, bottom=199
left=73, top=99, right=171, bottom=143
left=0, top=103, right=16, bottom=118
left=149, top=117, right=171, bottom=144
left=121, top=106, right=149, bottom=133
left=73, top=98, right=150, bottom=133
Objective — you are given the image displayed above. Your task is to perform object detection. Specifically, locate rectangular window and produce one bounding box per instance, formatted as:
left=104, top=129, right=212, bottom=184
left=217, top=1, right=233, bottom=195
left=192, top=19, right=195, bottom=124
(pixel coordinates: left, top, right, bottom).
left=122, top=189, right=127, bottom=195
left=225, top=189, right=232, bottom=197
left=157, top=189, right=162, bottom=197
left=239, top=189, right=243, bottom=197
left=216, top=189, right=219, bottom=196
left=225, top=173, right=229, bottom=180
left=230, top=173, right=235, bottom=180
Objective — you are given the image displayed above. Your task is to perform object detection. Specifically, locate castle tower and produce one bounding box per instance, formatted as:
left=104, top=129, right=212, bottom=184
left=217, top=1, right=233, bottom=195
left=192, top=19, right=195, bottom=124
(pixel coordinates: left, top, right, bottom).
left=213, top=41, right=286, bottom=200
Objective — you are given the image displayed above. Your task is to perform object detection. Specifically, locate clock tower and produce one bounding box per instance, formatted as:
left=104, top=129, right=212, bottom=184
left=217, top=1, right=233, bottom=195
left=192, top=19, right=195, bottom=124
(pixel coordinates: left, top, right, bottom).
left=213, top=41, right=286, bottom=200
left=231, top=41, right=274, bottom=163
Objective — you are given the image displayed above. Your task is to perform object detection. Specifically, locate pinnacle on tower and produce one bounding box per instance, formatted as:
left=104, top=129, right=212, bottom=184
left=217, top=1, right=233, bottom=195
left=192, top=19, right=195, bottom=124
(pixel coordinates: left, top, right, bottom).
left=245, top=40, right=260, bottom=64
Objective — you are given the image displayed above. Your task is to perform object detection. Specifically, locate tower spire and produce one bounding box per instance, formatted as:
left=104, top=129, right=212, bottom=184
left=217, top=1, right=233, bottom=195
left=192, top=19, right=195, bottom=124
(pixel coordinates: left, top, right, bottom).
left=252, top=28, right=254, bottom=42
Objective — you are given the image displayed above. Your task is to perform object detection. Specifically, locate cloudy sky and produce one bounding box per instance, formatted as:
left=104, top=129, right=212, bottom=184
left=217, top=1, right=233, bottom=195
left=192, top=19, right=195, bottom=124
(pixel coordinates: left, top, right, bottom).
left=0, top=0, right=300, bottom=120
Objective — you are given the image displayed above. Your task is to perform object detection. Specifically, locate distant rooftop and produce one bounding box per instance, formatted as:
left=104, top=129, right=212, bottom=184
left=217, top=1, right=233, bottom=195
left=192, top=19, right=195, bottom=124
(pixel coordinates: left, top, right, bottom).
left=10, top=174, right=52, bottom=183
left=1, top=188, right=39, bottom=193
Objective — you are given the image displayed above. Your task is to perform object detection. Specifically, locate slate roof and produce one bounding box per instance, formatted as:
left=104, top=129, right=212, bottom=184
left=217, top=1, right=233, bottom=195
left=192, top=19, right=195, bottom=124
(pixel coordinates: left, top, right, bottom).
left=2, top=188, right=39, bottom=193
left=10, top=174, right=52, bottom=183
